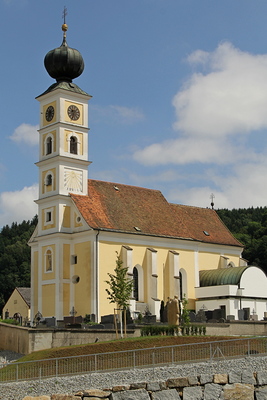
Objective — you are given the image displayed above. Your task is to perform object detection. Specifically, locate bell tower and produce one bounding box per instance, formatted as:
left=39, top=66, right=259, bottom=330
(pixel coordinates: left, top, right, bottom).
left=31, top=18, right=92, bottom=321
left=36, top=21, right=91, bottom=235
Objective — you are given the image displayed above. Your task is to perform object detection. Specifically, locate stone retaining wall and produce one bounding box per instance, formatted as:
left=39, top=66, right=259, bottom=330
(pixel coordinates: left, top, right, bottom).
left=22, top=370, right=267, bottom=399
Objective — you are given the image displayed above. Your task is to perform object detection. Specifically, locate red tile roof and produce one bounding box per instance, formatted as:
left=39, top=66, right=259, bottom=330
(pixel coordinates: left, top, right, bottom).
left=70, top=180, right=242, bottom=247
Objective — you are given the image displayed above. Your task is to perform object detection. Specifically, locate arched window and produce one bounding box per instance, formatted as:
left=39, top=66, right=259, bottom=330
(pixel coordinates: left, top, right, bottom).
left=46, top=136, right=52, bottom=155
left=179, top=268, right=188, bottom=300
left=70, top=136, right=78, bottom=154
left=133, top=266, right=139, bottom=301
left=45, top=249, right=52, bottom=272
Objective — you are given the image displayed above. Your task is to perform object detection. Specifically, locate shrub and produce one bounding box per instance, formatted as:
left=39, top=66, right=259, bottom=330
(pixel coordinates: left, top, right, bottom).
left=0, top=318, right=20, bottom=325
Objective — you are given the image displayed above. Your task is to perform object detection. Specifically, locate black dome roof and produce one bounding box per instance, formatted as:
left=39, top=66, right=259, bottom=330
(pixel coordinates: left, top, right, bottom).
left=44, top=24, right=84, bottom=83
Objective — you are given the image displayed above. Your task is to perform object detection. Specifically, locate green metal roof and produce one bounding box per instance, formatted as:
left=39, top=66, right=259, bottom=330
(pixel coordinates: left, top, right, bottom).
left=199, top=266, right=250, bottom=287
left=36, top=81, right=90, bottom=98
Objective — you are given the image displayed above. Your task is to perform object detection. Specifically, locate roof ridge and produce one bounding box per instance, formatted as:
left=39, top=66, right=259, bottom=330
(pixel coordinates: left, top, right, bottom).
left=88, top=179, right=163, bottom=193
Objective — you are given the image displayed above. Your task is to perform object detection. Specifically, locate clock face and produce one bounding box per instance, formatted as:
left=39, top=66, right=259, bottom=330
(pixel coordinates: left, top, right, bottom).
left=45, top=105, right=55, bottom=122
left=67, top=105, right=80, bottom=121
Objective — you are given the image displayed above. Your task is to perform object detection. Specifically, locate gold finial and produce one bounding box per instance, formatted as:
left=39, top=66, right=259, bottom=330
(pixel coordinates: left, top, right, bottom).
left=62, top=6, right=68, bottom=35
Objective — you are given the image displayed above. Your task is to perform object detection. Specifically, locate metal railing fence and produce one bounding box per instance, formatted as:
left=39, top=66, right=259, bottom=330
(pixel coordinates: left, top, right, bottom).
left=0, top=337, right=266, bottom=383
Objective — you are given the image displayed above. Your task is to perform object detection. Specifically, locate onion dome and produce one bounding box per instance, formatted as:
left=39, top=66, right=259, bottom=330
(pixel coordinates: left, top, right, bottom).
left=44, top=23, right=84, bottom=83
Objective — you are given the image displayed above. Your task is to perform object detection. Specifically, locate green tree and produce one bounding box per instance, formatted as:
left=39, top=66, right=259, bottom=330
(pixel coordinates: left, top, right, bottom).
left=105, top=252, right=133, bottom=337
left=0, top=216, right=37, bottom=313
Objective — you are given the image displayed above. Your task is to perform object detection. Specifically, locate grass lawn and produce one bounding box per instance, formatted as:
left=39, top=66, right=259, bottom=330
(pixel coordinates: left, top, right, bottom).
left=17, top=335, right=238, bottom=362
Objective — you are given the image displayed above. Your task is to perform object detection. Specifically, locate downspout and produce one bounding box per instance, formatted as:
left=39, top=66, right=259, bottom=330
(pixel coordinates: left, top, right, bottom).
left=95, top=230, right=100, bottom=322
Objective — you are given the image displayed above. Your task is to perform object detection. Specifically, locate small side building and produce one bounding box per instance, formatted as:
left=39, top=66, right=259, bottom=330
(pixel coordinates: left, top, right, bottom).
left=2, top=287, right=31, bottom=324
left=195, top=264, right=267, bottom=321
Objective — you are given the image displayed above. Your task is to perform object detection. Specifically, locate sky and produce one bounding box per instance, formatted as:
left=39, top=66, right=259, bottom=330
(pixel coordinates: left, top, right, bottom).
left=1, top=0, right=267, bottom=227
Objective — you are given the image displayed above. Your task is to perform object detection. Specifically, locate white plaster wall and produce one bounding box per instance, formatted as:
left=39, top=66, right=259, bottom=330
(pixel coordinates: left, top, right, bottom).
left=240, top=267, right=267, bottom=297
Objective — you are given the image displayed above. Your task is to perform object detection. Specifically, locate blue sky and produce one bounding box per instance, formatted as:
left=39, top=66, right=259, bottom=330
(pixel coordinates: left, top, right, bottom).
left=1, top=0, right=267, bottom=226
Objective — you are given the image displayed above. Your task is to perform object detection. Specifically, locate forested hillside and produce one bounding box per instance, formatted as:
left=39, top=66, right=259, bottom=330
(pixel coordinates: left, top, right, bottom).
left=0, top=216, right=37, bottom=311
left=217, top=207, right=267, bottom=273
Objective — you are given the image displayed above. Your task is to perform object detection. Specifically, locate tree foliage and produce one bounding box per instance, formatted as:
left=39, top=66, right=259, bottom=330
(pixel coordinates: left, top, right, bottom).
left=217, top=207, right=267, bottom=273
left=0, top=216, right=37, bottom=313
left=105, top=252, right=133, bottom=310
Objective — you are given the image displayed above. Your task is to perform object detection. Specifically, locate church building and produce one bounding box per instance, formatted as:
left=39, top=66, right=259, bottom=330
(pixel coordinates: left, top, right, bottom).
left=30, top=22, right=249, bottom=324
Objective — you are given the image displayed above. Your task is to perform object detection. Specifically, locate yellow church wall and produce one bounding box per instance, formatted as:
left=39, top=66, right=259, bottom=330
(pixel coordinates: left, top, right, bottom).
left=33, top=251, right=38, bottom=317
left=42, top=284, right=55, bottom=317
left=63, top=283, right=70, bottom=316
left=73, top=241, right=91, bottom=316
left=63, top=244, right=70, bottom=279
left=97, top=241, right=200, bottom=317
left=74, top=212, right=83, bottom=228
left=223, top=253, right=241, bottom=266
left=198, top=251, right=240, bottom=271
left=62, top=206, right=71, bottom=228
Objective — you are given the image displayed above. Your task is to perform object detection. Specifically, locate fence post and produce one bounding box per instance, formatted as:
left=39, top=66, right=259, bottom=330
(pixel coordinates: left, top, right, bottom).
left=172, top=347, right=174, bottom=365
left=247, top=339, right=250, bottom=357
left=16, top=363, right=18, bottom=382
left=133, top=351, right=136, bottom=370
left=95, top=354, right=97, bottom=372
left=56, top=358, right=58, bottom=378
left=210, top=343, right=212, bottom=361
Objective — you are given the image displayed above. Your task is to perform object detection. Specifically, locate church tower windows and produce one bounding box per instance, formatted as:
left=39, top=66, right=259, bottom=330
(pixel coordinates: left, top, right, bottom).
left=45, top=173, right=53, bottom=187
left=46, top=136, right=52, bottom=155
left=70, top=135, right=78, bottom=154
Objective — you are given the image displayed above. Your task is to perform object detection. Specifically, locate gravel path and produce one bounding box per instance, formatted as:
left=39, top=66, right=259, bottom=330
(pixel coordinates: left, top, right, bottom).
left=1, top=355, right=267, bottom=399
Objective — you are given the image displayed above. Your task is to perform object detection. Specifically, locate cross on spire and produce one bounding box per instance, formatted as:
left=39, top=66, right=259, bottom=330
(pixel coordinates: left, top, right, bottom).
left=62, top=6, right=68, bottom=24
left=210, top=193, right=215, bottom=210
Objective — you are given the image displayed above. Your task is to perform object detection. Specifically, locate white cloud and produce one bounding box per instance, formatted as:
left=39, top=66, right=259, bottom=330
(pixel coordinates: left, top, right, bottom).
left=92, top=105, right=144, bottom=124
left=10, top=123, right=39, bottom=146
left=0, top=184, right=38, bottom=227
left=167, top=158, right=267, bottom=210
left=133, top=42, right=267, bottom=166
left=174, top=42, right=267, bottom=137
left=132, top=42, right=267, bottom=209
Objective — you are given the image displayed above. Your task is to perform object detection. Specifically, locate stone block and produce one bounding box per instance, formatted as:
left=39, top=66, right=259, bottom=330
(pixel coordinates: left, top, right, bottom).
left=213, top=373, right=228, bottom=384
left=183, top=386, right=202, bottom=400
left=111, top=389, right=150, bottom=400
left=23, top=397, right=50, bottom=400
left=187, top=376, right=199, bottom=385
left=199, top=374, right=213, bottom=385
left=112, top=386, right=130, bottom=392
left=151, top=389, right=181, bottom=399
left=204, top=383, right=222, bottom=399
left=223, top=383, right=254, bottom=400
left=228, top=371, right=242, bottom=383
left=159, top=382, right=167, bottom=390
left=130, top=382, right=147, bottom=389
left=241, top=370, right=256, bottom=385
left=255, top=386, right=267, bottom=400
left=167, top=377, right=189, bottom=388
left=78, top=389, right=110, bottom=398
left=51, top=396, right=81, bottom=400
left=257, top=372, right=267, bottom=386
left=147, top=382, right=161, bottom=392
